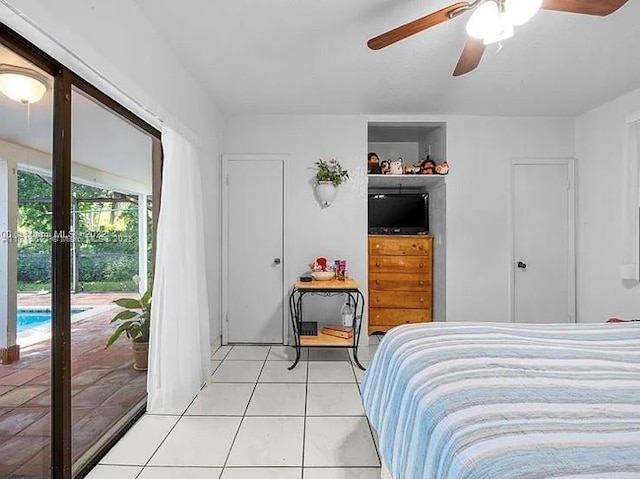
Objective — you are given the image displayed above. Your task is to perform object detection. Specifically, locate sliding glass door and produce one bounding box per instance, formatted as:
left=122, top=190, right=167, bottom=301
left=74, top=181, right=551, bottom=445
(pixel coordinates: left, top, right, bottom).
left=0, top=42, right=53, bottom=479
left=0, top=22, right=161, bottom=479
left=69, top=86, right=154, bottom=473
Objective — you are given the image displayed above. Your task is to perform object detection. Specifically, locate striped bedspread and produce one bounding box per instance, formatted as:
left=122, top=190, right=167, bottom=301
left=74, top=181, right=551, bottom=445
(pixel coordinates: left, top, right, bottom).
left=361, top=322, right=640, bottom=479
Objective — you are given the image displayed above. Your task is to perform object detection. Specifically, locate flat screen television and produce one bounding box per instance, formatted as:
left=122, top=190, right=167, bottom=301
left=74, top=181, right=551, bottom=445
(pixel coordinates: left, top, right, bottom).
left=368, top=193, right=428, bottom=235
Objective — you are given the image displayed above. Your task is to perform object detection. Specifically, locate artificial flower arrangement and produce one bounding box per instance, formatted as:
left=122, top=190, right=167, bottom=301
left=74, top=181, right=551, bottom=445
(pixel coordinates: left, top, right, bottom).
left=315, top=159, right=349, bottom=187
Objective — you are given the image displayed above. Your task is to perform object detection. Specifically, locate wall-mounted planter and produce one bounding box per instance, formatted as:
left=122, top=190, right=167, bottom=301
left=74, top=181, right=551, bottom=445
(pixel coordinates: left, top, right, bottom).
left=316, top=181, right=337, bottom=207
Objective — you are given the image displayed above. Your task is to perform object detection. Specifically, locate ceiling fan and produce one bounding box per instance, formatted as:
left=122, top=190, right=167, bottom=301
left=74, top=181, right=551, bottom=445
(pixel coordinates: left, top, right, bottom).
left=367, top=0, right=628, bottom=76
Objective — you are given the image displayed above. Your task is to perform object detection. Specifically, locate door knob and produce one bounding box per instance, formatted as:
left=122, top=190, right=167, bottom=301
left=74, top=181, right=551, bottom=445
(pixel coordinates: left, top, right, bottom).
left=274, top=258, right=281, bottom=265
left=517, top=261, right=527, bottom=270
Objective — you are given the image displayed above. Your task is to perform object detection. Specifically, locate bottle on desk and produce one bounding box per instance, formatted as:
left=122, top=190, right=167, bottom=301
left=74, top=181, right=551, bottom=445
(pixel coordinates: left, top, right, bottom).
left=341, top=299, right=354, bottom=327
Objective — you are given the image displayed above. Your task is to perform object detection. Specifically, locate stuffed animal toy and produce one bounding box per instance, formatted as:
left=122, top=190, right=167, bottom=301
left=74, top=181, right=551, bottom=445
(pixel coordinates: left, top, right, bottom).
left=435, top=161, right=449, bottom=175
left=404, top=164, right=421, bottom=174
left=390, top=158, right=403, bottom=175
left=368, top=152, right=382, bottom=174
left=309, top=257, right=331, bottom=272
left=380, top=160, right=391, bottom=174
left=420, top=158, right=436, bottom=175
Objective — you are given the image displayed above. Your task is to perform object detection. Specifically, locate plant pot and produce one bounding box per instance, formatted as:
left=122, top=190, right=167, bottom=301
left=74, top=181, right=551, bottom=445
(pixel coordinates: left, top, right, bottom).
left=316, top=181, right=337, bottom=207
left=132, top=341, right=149, bottom=371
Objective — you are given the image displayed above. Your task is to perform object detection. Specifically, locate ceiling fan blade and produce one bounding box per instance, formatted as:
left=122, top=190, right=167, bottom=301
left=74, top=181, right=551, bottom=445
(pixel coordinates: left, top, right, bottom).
left=368, top=2, right=470, bottom=50
left=541, top=0, right=628, bottom=16
left=453, top=38, right=485, bottom=77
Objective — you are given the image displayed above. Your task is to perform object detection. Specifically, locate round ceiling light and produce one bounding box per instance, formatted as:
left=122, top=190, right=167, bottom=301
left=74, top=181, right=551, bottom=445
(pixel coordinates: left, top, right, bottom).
left=0, top=64, right=49, bottom=104
left=466, top=1, right=501, bottom=39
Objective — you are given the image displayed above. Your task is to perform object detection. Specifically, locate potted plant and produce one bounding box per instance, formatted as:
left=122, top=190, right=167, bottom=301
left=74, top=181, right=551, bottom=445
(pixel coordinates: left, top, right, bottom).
left=314, top=158, right=349, bottom=207
left=106, top=287, right=151, bottom=371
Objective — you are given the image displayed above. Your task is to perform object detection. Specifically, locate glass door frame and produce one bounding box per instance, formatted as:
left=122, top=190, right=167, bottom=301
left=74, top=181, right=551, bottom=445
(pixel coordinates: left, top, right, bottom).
left=0, top=21, right=162, bottom=479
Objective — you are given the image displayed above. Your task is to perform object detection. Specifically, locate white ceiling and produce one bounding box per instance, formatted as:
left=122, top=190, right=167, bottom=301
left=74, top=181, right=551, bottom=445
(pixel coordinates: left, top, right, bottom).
left=134, top=0, right=640, bottom=116
left=0, top=44, right=152, bottom=192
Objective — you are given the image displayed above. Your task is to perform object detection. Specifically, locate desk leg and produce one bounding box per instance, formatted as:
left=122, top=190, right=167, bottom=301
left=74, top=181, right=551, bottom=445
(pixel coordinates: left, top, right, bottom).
left=288, top=289, right=301, bottom=370
left=288, top=347, right=301, bottom=371
left=351, top=291, right=366, bottom=371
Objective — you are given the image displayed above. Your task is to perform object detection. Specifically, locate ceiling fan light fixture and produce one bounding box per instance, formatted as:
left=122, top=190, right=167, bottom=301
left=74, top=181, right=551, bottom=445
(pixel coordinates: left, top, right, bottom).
left=466, top=1, right=501, bottom=39
left=0, top=64, right=49, bottom=104
left=482, top=19, right=514, bottom=44
left=504, top=0, right=543, bottom=26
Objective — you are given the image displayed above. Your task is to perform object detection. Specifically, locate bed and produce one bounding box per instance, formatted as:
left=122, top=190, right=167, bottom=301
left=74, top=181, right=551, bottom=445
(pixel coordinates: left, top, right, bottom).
left=361, top=322, right=640, bottom=479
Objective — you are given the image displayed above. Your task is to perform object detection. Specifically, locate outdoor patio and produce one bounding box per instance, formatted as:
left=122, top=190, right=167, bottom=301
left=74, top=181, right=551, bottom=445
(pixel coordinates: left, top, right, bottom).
left=0, top=292, right=147, bottom=477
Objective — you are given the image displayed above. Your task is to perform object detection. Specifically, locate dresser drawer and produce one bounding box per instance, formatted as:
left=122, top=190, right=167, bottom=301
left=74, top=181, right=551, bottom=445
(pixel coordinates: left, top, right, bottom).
left=368, top=236, right=432, bottom=256
left=369, top=308, right=432, bottom=326
left=369, top=290, right=431, bottom=309
left=369, top=256, right=431, bottom=273
left=369, top=272, right=431, bottom=291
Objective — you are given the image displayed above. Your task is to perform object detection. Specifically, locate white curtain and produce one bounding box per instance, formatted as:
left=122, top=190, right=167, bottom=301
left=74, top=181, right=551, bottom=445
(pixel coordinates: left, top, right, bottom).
left=620, top=114, right=640, bottom=281
left=147, top=126, right=211, bottom=414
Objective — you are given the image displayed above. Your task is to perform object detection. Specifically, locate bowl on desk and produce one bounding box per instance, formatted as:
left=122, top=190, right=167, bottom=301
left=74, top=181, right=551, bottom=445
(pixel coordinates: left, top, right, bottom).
left=311, top=271, right=335, bottom=281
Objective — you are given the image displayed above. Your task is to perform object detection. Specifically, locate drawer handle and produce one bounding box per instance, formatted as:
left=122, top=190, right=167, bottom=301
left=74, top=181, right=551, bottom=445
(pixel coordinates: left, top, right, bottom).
left=405, top=320, right=410, bottom=323
left=419, top=245, right=424, bottom=250
left=376, top=315, right=380, bottom=320
left=376, top=297, right=381, bottom=303
left=375, top=279, right=380, bottom=285
left=419, top=263, right=424, bottom=268
left=375, top=262, right=380, bottom=267
left=420, top=298, right=425, bottom=303
left=419, top=280, right=425, bottom=285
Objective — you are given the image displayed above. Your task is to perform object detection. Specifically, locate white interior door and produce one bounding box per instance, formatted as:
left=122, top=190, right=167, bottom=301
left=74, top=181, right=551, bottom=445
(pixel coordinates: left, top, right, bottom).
left=224, top=157, right=284, bottom=343
left=512, top=160, right=575, bottom=323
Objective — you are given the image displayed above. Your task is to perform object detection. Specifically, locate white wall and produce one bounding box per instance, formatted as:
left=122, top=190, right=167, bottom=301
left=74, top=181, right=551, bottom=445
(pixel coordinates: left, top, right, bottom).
left=575, top=87, right=640, bottom=322
left=426, top=182, right=446, bottom=321
left=444, top=116, right=575, bottom=321
left=1, top=0, right=224, bottom=344
left=420, top=127, right=447, bottom=165
left=225, top=114, right=575, bottom=329
left=223, top=115, right=368, bottom=341
left=368, top=142, right=419, bottom=164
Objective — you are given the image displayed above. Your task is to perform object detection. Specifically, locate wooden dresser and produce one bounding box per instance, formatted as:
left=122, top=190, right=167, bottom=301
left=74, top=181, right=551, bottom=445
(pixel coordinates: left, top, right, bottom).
left=368, top=235, right=433, bottom=334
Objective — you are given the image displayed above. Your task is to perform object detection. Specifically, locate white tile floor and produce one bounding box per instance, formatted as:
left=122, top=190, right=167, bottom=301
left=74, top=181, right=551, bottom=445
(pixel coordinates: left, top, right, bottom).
left=89, top=342, right=380, bottom=479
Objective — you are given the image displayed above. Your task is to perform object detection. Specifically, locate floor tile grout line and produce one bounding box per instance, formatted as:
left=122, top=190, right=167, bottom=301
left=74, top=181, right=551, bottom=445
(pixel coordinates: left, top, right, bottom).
left=134, top=344, right=235, bottom=478
left=97, top=347, right=379, bottom=478
left=221, top=346, right=271, bottom=470
left=213, top=344, right=233, bottom=362
left=353, top=348, right=382, bottom=466
left=131, top=413, right=182, bottom=478
left=301, top=354, right=309, bottom=479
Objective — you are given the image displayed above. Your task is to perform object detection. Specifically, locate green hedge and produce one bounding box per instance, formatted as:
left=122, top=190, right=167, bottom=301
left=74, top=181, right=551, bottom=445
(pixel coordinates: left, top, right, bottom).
left=17, top=251, right=51, bottom=284
left=17, top=251, right=138, bottom=283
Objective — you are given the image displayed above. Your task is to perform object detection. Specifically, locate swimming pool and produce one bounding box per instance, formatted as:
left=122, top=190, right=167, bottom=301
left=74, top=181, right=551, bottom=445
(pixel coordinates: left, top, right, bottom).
left=17, top=308, right=89, bottom=332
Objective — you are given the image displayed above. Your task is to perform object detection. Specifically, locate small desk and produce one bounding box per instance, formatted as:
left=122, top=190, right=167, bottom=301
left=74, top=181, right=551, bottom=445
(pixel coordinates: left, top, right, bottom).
left=288, top=278, right=366, bottom=370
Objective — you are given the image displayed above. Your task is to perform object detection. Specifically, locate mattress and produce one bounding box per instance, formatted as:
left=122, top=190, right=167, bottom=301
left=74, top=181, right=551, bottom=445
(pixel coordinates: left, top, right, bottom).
left=360, top=322, right=640, bottom=479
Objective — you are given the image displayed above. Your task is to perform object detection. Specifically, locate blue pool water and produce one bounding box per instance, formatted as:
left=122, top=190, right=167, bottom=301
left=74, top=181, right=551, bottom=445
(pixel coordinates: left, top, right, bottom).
left=18, top=308, right=88, bottom=332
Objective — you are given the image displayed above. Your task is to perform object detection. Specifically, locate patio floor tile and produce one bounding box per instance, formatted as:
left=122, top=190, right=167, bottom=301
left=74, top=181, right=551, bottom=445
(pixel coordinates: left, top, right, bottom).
left=0, top=369, right=48, bottom=387
left=1, top=296, right=147, bottom=474
left=0, top=435, right=48, bottom=476
left=72, top=368, right=112, bottom=387
left=0, top=385, right=48, bottom=407
left=0, top=385, right=15, bottom=396
left=0, top=407, right=48, bottom=436
left=101, top=386, right=146, bottom=409
left=73, top=385, right=122, bottom=407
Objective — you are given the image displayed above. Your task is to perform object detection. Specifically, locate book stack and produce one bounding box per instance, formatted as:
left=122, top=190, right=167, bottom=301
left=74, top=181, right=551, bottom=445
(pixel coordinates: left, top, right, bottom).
left=320, top=324, right=354, bottom=339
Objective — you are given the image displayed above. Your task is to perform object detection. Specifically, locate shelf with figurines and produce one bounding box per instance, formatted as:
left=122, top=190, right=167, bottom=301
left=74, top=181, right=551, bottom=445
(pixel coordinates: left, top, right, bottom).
left=367, top=153, right=449, bottom=189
